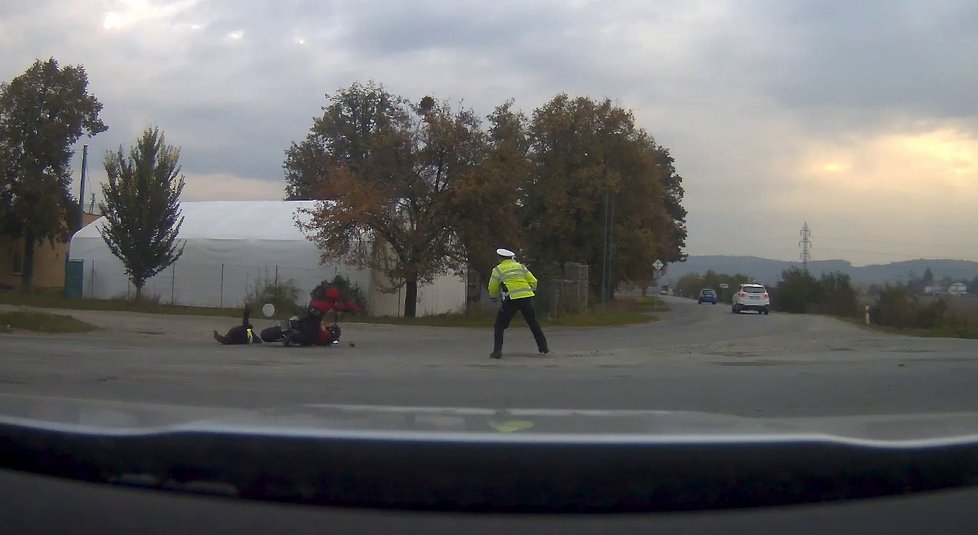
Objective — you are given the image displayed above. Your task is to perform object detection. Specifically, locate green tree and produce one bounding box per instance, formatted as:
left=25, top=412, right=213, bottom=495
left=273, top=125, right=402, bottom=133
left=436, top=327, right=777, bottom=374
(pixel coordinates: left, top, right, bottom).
left=654, top=147, right=688, bottom=262
left=283, top=81, right=403, bottom=200
left=521, top=94, right=686, bottom=297
left=675, top=272, right=704, bottom=298
left=453, top=101, right=529, bottom=280
left=813, top=271, right=858, bottom=316
left=772, top=267, right=820, bottom=313
left=296, top=85, right=483, bottom=317
left=922, top=267, right=934, bottom=287
left=97, top=127, right=185, bottom=299
left=0, top=58, right=107, bottom=289
left=969, top=276, right=978, bottom=295
left=874, top=284, right=915, bottom=328
left=675, top=271, right=750, bottom=303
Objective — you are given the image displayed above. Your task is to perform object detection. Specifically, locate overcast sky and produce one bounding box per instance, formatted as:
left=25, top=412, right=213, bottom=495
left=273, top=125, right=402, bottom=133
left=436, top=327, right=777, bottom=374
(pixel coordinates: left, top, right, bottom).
left=2, top=0, right=976, bottom=265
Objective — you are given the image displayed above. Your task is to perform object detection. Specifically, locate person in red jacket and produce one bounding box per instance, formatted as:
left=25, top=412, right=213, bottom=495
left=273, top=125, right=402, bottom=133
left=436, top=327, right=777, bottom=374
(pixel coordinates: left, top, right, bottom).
left=286, top=283, right=360, bottom=346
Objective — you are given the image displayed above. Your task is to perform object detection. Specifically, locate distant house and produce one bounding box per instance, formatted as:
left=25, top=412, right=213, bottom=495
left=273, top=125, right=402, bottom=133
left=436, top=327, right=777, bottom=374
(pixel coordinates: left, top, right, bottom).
left=923, top=285, right=945, bottom=295
left=948, top=282, right=968, bottom=296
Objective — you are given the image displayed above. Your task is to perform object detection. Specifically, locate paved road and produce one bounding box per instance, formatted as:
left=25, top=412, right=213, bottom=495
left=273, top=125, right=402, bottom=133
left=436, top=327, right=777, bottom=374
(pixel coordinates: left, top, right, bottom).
left=2, top=297, right=977, bottom=417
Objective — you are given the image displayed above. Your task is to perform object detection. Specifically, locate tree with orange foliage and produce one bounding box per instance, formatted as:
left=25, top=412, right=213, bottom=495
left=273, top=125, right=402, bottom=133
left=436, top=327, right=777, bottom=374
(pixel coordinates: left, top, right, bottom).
left=292, top=83, right=486, bottom=317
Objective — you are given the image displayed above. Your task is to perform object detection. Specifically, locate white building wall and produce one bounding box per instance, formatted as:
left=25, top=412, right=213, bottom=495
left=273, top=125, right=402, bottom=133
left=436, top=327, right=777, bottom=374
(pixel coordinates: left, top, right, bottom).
left=368, top=270, right=467, bottom=317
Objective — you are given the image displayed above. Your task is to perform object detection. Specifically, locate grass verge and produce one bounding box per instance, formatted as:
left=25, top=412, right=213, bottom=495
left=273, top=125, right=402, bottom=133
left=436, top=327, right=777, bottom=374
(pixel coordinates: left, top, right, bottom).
left=0, top=310, right=99, bottom=334
left=0, top=290, right=244, bottom=319
left=837, top=316, right=978, bottom=339
left=1, top=290, right=665, bottom=328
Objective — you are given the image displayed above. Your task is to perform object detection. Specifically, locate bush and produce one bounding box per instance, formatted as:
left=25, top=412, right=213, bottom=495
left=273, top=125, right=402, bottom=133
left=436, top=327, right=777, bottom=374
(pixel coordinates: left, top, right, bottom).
left=771, top=268, right=819, bottom=313
left=245, top=269, right=302, bottom=316
left=771, top=269, right=857, bottom=316
left=324, top=275, right=367, bottom=313
left=872, top=284, right=963, bottom=330
left=874, top=284, right=914, bottom=327
left=812, top=272, right=858, bottom=317
left=915, top=298, right=949, bottom=329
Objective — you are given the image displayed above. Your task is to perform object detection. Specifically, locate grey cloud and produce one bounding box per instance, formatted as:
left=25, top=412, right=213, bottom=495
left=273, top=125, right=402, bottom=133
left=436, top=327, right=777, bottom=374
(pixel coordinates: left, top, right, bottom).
left=4, top=0, right=978, bottom=263
left=741, top=0, right=978, bottom=130
left=341, top=1, right=561, bottom=58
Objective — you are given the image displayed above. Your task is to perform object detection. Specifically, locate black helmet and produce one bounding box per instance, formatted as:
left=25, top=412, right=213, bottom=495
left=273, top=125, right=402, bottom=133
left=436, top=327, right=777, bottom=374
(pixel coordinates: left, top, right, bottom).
left=310, top=283, right=327, bottom=300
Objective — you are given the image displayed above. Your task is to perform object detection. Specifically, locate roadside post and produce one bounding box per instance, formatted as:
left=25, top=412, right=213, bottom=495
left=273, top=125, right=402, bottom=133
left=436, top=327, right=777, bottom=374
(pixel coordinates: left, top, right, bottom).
left=865, top=305, right=871, bottom=325
left=653, top=259, right=664, bottom=293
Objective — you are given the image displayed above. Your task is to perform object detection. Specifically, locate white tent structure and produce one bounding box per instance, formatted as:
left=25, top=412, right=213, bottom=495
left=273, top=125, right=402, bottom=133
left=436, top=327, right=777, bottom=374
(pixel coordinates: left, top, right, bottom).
left=68, top=200, right=468, bottom=315
left=69, top=201, right=371, bottom=308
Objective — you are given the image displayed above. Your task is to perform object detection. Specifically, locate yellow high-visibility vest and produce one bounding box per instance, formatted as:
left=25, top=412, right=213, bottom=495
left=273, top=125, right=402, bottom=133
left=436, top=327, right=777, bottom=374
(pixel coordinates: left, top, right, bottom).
left=488, top=259, right=538, bottom=300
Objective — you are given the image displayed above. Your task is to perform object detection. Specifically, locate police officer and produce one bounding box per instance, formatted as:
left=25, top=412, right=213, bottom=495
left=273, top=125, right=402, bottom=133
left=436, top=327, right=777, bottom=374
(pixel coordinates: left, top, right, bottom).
left=488, top=248, right=549, bottom=359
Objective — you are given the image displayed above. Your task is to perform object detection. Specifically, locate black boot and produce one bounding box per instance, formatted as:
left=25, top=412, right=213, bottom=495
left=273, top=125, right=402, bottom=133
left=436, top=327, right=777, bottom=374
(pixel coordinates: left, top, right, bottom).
left=490, top=351, right=502, bottom=359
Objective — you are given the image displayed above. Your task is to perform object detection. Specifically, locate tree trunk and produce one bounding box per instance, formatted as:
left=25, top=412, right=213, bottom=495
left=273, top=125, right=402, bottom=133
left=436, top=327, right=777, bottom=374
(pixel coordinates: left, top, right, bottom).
left=135, top=284, right=143, bottom=300
left=403, top=276, right=418, bottom=318
left=21, top=230, right=36, bottom=291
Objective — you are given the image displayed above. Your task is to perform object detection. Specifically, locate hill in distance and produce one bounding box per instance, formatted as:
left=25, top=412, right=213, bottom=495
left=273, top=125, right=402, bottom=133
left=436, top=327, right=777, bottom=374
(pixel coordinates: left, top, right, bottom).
left=662, top=256, right=978, bottom=286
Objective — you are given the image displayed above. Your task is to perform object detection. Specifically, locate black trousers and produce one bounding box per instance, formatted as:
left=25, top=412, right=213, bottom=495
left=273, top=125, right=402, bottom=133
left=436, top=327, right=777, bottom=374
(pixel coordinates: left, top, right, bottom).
left=493, top=297, right=548, bottom=354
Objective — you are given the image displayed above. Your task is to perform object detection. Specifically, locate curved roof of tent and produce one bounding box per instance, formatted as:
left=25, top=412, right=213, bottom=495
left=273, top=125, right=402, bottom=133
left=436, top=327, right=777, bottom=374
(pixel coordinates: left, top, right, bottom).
left=72, top=200, right=321, bottom=242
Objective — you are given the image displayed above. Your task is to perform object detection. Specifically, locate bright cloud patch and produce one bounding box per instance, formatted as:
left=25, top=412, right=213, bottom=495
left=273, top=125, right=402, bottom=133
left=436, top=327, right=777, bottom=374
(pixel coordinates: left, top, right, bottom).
left=102, top=0, right=199, bottom=31
left=181, top=173, right=283, bottom=201
left=767, top=126, right=978, bottom=261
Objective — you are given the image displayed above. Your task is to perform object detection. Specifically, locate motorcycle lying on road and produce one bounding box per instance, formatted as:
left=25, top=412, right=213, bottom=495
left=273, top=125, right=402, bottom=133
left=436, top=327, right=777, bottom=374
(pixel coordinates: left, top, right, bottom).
left=259, top=284, right=359, bottom=347
left=260, top=312, right=342, bottom=347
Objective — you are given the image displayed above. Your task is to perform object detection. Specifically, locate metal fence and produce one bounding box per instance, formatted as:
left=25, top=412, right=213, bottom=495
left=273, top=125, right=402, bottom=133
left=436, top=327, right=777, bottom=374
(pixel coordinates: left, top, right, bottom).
left=468, top=262, right=590, bottom=319
left=80, top=258, right=370, bottom=309
left=535, top=262, right=590, bottom=319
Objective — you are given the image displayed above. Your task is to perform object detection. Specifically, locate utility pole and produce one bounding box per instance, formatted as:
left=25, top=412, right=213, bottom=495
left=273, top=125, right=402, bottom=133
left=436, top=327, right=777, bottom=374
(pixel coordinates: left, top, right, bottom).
left=76, top=144, right=88, bottom=231
left=799, top=221, right=812, bottom=271
left=606, top=188, right=615, bottom=303
left=600, top=164, right=610, bottom=305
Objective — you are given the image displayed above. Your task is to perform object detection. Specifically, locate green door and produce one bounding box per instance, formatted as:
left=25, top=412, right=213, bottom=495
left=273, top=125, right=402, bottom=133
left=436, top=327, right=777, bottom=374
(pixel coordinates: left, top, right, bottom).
left=65, top=259, right=84, bottom=299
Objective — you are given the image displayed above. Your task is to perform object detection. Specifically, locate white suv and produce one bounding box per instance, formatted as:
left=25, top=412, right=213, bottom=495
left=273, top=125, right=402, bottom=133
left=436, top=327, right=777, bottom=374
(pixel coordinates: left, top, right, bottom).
left=732, top=283, right=770, bottom=315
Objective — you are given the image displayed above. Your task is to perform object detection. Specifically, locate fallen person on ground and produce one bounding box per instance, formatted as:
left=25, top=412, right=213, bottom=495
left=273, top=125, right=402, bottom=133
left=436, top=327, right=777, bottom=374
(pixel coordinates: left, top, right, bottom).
left=213, top=305, right=262, bottom=345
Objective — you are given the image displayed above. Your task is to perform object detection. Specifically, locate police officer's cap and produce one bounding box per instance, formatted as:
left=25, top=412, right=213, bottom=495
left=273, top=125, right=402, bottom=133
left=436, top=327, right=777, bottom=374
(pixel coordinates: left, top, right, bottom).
left=496, top=248, right=516, bottom=258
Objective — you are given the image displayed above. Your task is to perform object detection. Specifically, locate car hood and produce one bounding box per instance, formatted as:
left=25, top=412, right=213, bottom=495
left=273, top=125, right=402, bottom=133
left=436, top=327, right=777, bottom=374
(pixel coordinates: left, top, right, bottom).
left=4, top=395, right=978, bottom=512
left=2, top=394, right=978, bottom=445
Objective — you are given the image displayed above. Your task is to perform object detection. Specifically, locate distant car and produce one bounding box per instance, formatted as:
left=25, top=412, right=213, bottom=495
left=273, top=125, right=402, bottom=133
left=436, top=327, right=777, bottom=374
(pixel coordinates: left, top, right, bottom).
left=732, top=283, right=770, bottom=315
left=697, top=288, right=717, bottom=304
left=659, top=289, right=668, bottom=295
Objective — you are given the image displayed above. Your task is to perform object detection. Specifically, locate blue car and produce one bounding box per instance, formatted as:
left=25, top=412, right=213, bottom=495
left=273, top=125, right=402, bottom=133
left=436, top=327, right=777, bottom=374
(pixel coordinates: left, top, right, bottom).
left=698, top=289, right=717, bottom=304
